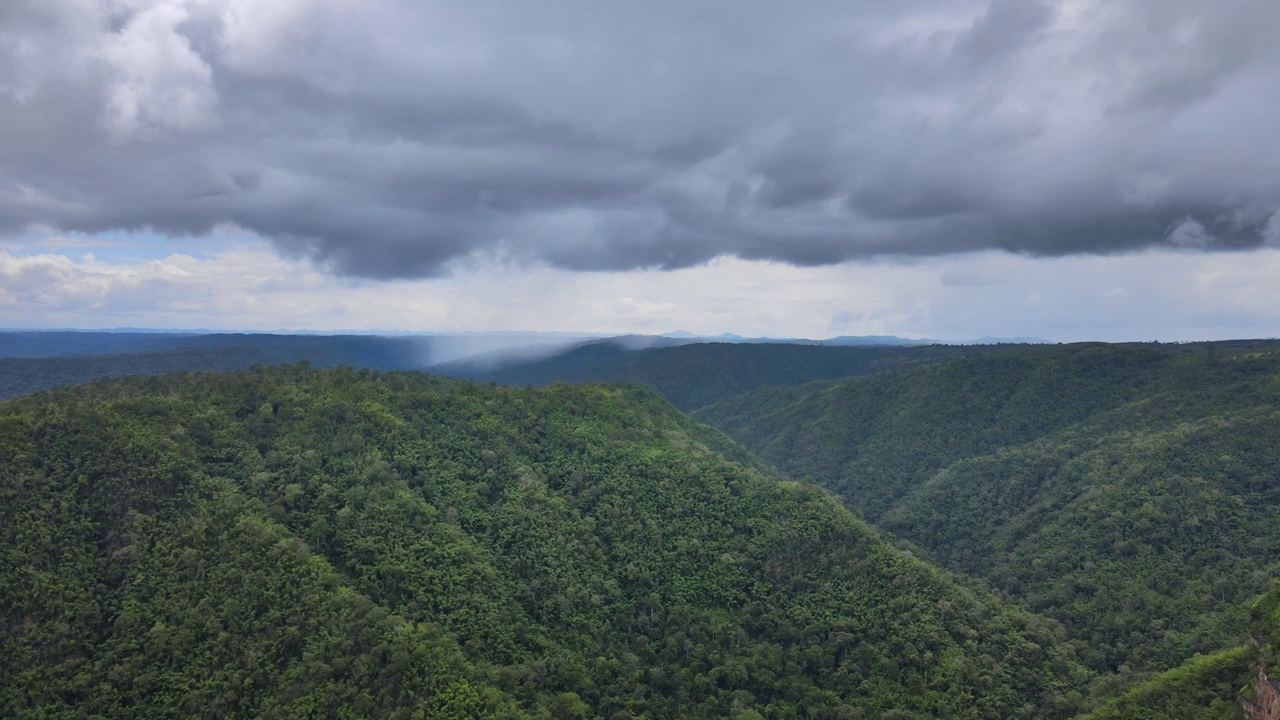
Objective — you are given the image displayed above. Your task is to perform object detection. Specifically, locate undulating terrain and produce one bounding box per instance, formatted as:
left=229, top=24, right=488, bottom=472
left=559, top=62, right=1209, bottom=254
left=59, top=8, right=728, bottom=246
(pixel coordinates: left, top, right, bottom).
left=441, top=339, right=987, bottom=412
left=0, top=332, right=432, bottom=400
left=2, top=337, right=1278, bottom=718
left=4, top=366, right=1094, bottom=719
left=695, top=343, right=1280, bottom=711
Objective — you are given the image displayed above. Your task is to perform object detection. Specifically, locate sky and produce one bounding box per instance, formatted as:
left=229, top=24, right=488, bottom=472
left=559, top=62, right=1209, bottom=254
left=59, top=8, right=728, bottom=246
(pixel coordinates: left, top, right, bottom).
left=2, top=0, right=1279, bottom=341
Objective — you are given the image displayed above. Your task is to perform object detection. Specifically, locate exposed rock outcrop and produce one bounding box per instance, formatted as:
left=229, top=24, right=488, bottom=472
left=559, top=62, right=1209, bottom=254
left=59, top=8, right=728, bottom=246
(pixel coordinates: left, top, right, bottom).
left=1243, top=666, right=1280, bottom=720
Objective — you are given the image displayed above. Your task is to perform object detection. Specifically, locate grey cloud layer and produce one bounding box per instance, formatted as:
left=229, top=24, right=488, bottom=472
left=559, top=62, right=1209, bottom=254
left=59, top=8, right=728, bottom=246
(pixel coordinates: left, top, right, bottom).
left=3, top=0, right=1280, bottom=277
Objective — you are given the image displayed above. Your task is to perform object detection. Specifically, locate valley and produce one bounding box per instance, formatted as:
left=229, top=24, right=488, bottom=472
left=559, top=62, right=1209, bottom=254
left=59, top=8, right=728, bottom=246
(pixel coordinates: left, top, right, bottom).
left=2, top=336, right=1277, bottom=718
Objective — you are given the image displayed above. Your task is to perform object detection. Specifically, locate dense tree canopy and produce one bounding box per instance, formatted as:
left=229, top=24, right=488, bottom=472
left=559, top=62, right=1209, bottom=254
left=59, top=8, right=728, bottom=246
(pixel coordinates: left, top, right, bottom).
left=446, top=340, right=985, bottom=412
left=6, top=340, right=1280, bottom=718
left=1079, top=586, right=1279, bottom=720
left=2, top=366, right=1092, bottom=719
left=695, top=343, right=1280, bottom=704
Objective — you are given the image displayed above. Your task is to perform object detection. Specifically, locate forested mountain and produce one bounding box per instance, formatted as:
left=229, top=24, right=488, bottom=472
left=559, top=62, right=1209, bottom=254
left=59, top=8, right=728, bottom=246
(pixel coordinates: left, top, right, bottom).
left=0, top=331, right=434, bottom=364
left=1081, top=585, right=1279, bottom=720
left=2, top=367, right=1093, bottom=719
left=0, top=331, right=215, bottom=357
left=694, top=343, right=1280, bottom=694
left=0, top=333, right=432, bottom=400
left=0, top=332, right=1005, bottom=408
left=443, top=340, right=986, bottom=412
left=0, top=333, right=963, bottom=406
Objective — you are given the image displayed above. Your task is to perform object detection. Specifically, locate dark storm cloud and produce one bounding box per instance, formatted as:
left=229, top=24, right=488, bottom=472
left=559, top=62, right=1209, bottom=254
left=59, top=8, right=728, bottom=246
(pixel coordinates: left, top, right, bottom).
left=3, top=0, right=1280, bottom=278
left=953, top=0, right=1055, bottom=63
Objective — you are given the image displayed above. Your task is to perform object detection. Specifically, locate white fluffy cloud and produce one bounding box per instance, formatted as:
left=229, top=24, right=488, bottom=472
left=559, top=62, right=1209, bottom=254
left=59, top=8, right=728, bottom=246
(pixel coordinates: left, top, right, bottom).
left=4, top=232, right=1279, bottom=341
left=99, top=2, right=217, bottom=139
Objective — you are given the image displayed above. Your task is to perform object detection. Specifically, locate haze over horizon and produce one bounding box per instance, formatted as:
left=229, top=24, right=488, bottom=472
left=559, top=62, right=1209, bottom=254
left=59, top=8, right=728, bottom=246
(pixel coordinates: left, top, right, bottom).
left=4, top=0, right=1280, bottom=342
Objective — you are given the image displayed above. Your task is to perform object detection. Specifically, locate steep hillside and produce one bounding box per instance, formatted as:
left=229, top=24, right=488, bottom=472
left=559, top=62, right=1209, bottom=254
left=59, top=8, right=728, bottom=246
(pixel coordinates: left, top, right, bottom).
left=880, top=402, right=1280, bottom=673
left=696, top=343, right=1189, bottom=519
left=695, top=344, right=1280, bottom=680
left=1080, top=585, right=1280, bottom=720
left=1, top=367, right=1091, bottom=719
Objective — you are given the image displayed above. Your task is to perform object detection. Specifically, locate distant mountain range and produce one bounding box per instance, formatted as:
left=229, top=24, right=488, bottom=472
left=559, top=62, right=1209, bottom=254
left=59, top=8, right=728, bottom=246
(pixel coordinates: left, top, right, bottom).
left=0, top=329, right=1162, bottom=402
left=660, top=331, right=1048, bottom=346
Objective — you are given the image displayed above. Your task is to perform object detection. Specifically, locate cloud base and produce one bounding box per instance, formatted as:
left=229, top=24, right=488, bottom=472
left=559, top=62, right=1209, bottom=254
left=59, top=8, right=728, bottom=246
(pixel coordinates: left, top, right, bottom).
left=3, top=0, right=1280, bottom=278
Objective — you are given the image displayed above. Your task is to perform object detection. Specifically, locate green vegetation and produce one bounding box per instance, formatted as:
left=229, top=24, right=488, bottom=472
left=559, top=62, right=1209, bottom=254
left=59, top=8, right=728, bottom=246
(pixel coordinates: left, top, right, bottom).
left=1078, top=646, right=1254, bottom=720
left=0, top=333, right=431, bottom=400
left=697, top=343, right=1184, bottom=519
left=1, top=366, right=1091, bottom=719
left=695, top=343, right=1280, bottom=688
left=451, top=340, right=984, bottom=411
left=1080, top=585, right=1280, bottom=720
left=7, top=339, right=1279, bottom=718
left=881, top=406, right=1280, bottom=673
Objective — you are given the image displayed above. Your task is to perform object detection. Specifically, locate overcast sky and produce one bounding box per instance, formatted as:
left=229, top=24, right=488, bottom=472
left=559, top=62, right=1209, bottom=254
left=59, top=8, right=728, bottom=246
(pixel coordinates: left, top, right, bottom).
left=3, top=0, right=1279, bottom=341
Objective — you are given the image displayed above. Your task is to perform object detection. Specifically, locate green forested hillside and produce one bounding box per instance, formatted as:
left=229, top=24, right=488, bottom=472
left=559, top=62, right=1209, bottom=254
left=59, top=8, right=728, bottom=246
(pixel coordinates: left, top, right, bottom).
left=694, top=344, right=1280, bottom=693
left=880, top=401, right=1280, bottom=673
left=0, top=333, right=433, bottom=400
left=696, top=343, right=1188, bottom=519
left=1080, top=585, right=1279, bottom=720
left=446, top=340, right=982, bottom=411
left=1, top=367, right=1092, bottom=719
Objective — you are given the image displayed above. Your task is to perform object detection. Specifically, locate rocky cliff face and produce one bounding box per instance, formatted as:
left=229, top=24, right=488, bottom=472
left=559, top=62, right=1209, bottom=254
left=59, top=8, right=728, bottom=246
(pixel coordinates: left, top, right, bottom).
left=1244, top=667, right=1280, bottom=720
